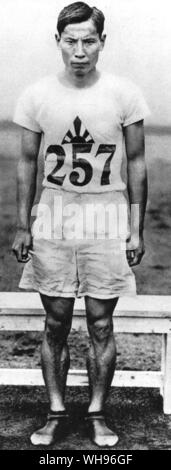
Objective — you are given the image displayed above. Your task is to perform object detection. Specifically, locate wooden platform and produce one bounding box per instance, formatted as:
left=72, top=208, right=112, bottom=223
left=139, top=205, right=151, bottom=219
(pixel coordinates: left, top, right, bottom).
left=0, top=293, right=171, bottom=413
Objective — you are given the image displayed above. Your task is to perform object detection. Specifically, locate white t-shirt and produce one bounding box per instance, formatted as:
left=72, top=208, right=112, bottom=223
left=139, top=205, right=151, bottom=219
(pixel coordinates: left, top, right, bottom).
left=13, top=73, right=149, bottom=194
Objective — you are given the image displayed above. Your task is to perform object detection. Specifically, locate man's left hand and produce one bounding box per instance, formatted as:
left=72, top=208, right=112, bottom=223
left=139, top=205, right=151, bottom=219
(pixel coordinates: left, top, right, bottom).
left=126, top=235, right=145, bottom=267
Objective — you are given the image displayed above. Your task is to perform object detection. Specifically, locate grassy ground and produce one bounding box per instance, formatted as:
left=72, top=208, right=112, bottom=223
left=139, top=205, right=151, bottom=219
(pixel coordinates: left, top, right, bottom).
left=0, top=122, right=171, bottom=450
left=1, top=387, right=171, bottom=450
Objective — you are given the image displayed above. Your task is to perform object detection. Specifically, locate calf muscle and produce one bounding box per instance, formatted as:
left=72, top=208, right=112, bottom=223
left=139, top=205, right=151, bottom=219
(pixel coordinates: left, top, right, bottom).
left=40, top=295, right=74, bottom=411
left=85, top=296, right=118, bottom=412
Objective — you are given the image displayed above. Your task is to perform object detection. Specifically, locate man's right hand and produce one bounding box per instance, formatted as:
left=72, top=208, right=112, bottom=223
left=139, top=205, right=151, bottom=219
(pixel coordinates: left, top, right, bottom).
left=12, top=228, right=33, bottom=263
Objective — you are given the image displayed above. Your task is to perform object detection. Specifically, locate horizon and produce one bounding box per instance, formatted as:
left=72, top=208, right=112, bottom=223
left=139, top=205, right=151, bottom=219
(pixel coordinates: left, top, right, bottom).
left=0, top=119, right=170, bottom=135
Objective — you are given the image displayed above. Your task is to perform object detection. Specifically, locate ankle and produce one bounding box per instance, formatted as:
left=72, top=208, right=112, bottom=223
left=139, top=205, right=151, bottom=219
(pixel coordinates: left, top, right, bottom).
left=50, top=405, right=66, bottom=413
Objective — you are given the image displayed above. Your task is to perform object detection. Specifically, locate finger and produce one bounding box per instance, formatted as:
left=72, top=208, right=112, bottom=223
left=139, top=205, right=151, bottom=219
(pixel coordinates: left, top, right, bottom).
left=15, top=244, right=23, bottom=263
left=13, top=243, right=29, bottom=263
left=126, top=250, right=135, bottom=262
left=24, top=237, right=33, bottom=261
left=22, top=244, right=28, bottom=255
left=20, top=255, right=31, bottom=263
left=129, top=251, right=144, bottom=267
left=22, top=242, right=31, bottom=256
left=126, top=249, right=135, bottom=257
left=128, top=255, right=139, bottom=266
left=21, top=253, right=30, bottom=262
left=21, top=245, right=31, bottom=263
left=12, top=247, right=18, bottom=260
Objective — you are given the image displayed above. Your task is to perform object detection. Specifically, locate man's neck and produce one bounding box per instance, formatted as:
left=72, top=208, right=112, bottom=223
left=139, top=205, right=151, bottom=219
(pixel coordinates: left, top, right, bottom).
left=59, top=67, right=101, bottom=89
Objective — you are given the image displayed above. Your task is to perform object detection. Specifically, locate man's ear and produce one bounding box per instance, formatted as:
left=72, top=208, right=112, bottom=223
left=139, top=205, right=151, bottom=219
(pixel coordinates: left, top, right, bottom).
left=100, top=33, right=106, bottom=50
left=55, top=33, right=61, bottom=47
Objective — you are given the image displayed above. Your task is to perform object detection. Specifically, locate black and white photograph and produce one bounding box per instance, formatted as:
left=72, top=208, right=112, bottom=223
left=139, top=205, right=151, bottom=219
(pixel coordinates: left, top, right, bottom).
left=0, top=0, right=171, bottom=459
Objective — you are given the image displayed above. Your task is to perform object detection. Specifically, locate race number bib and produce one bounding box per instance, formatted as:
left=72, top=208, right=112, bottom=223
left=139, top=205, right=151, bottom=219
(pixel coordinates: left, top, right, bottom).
left=44, top=117, right=116, bottom=191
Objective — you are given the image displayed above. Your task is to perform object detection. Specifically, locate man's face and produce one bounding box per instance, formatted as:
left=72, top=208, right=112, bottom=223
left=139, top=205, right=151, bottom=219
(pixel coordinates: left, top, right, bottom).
left=56, top=19, right=106, bottom=77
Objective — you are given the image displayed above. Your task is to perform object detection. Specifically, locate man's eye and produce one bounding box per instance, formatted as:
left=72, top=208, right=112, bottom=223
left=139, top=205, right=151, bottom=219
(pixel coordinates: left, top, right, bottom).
left=65, top=40, right=74, bottom=44
left=84, top=40, right=95, bottom=45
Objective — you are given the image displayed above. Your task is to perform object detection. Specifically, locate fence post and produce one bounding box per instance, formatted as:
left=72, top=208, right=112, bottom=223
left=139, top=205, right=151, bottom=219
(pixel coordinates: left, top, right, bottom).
left=163, top=332, right=171, bottom=414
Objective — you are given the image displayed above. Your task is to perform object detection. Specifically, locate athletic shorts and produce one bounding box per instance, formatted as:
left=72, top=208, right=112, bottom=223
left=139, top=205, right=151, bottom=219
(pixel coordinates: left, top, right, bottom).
left=19, top=188, right=136, bottom=299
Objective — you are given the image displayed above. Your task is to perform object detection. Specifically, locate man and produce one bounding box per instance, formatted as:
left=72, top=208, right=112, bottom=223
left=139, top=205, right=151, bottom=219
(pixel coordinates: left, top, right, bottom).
left=12, top=2, right=149, bottom=447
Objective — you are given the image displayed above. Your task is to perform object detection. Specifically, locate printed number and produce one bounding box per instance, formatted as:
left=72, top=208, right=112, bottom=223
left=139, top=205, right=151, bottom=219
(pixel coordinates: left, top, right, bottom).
left=95, top=144, right=116, bottom=185
left=46, top=145, right=66, bottom=186
left=69, top=143, right=93, bottom=186
left=45, top=143, right=116, bottom=187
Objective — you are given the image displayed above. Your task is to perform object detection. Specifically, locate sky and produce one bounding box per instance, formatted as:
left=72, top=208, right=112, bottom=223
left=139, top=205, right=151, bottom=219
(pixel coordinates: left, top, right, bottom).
left=0, top=0, right=171, bottom=126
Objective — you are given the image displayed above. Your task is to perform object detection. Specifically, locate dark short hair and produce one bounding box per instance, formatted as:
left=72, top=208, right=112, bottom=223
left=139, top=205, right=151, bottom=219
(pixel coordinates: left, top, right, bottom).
left=57, top=2, right=105, bottom=37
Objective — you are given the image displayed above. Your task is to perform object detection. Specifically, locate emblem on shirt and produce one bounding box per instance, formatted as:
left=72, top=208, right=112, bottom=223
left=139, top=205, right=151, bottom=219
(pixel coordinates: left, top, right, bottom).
left=62, top=116, right=94, bottom=145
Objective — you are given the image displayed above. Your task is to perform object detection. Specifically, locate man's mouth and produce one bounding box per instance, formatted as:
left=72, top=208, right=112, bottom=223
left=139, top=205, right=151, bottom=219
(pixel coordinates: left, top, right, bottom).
left=71, top=62, right=89, bottom=67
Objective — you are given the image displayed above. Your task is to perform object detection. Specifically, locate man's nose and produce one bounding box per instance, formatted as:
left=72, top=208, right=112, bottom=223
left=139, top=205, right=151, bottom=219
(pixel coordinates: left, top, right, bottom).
left=75, top=41, right=85, bottom=58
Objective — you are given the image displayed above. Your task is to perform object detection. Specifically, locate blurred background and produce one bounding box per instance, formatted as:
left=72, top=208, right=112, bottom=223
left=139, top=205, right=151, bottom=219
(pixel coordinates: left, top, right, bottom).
left=0, top=0, right=171, bottom=292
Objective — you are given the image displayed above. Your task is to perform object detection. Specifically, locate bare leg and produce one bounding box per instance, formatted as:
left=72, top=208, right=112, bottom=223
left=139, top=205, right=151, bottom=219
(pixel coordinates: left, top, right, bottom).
left=31, top=295, right=74, bottom=446
left=85, top=296, right=119, bottom=447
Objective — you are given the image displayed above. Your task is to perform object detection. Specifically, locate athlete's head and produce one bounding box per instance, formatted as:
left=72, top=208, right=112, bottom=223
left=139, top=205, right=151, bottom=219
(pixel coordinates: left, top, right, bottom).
left=55, top=2, right=106, bottom=77
left=57, top=2, right=105, bottom=38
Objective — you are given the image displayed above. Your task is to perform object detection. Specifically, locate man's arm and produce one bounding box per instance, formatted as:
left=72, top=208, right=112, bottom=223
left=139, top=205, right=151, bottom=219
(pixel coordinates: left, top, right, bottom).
left=12, top=127, right=41, bottom=262
left=124, top=119, right=147, bottom=267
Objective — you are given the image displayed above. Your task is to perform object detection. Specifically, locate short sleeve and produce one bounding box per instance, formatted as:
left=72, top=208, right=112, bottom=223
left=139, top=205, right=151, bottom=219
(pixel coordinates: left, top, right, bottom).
left=122, top=83, right=150, bottom=127
left=13, top=86, right=42, bottom=133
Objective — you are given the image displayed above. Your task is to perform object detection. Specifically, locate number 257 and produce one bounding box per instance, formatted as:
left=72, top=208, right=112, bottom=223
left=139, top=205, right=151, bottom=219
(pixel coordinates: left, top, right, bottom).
left=45, top=143, right=116, bottom=187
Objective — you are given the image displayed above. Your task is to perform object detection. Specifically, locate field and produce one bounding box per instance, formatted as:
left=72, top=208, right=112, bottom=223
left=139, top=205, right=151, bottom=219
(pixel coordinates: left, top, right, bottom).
left=0, top=122, right=171, bottom=450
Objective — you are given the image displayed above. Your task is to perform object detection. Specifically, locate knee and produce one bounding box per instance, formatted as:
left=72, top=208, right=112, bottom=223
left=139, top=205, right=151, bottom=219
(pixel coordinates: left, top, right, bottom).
left=45, top=314, right=71, bottom=342
left=88, top=316, right=113, bottom=343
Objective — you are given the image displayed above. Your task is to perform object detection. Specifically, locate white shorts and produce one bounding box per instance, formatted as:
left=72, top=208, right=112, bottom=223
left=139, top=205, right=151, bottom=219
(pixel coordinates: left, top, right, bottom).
left=19, top=188, right=136, bottom=299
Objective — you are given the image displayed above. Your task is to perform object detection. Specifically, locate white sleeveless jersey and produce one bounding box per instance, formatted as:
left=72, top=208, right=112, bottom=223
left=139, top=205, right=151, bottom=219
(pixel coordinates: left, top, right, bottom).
left=14, top=73, right=149, bottom=193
